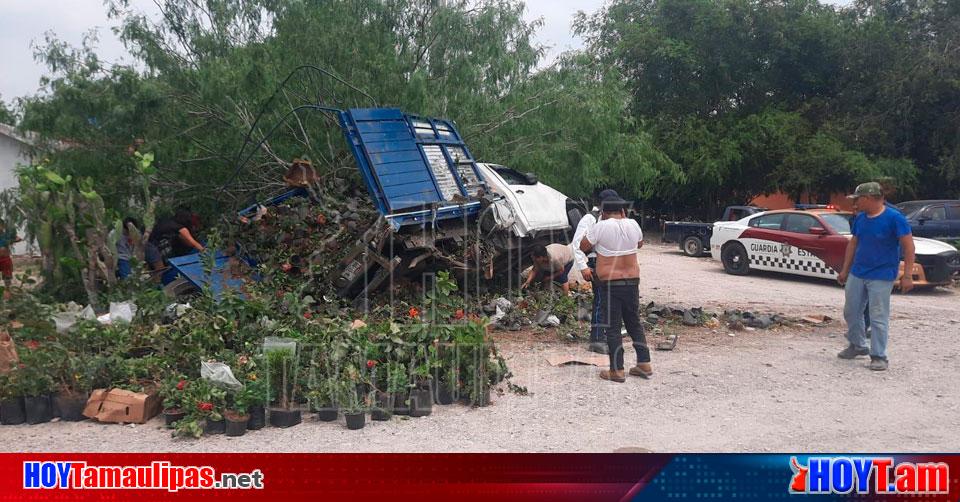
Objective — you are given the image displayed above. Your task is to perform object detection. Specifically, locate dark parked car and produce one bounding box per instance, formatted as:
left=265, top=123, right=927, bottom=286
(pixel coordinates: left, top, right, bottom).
left=896, top=200, right=960, bottom=241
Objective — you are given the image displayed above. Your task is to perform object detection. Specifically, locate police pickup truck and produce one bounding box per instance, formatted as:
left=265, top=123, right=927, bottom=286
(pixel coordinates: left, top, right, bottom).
left=663, top=206, right=765, bottom=257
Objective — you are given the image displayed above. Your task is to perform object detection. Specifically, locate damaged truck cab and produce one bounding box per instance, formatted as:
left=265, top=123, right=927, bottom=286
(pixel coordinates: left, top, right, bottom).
left=166, top=107, right=581, bottom=302
left=333, top=108, right=579, bottom=304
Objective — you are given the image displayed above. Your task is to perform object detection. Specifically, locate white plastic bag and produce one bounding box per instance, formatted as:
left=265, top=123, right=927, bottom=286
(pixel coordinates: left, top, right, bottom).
left=200, top=360, right=243, bottom=390
left=51, top=303, right=96, bottom=333
left=108, top=301, right=138, bottom=324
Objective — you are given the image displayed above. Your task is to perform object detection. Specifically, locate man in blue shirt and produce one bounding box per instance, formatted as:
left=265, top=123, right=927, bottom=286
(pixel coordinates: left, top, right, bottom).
left=837, top=182, right=915, bottom=371
left=863, top=177, right=902, bottom=338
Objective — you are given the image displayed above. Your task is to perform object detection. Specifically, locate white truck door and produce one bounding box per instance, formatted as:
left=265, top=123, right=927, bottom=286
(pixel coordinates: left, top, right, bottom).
left=478, top=164, right=568, bottom=236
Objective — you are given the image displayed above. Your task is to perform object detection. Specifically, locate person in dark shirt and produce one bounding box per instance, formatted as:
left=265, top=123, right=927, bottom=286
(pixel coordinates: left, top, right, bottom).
left=146, top=207, right=204, bottom=283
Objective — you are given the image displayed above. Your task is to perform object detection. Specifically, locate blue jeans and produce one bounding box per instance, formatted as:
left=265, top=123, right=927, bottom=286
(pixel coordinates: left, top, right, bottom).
left=117, top=259, right=131, bottom=279
left=844, top=274, right=895, bottom=359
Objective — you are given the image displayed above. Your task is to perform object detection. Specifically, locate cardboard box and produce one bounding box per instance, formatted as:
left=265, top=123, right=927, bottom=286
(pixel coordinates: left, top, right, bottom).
left=83, top=387, right=161, bottom=424
left=0, top=329, right=18, bottom=375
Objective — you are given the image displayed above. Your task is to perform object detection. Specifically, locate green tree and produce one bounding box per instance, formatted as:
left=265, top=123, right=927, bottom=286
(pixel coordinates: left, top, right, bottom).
left=0, top=96, right=16, bottom=125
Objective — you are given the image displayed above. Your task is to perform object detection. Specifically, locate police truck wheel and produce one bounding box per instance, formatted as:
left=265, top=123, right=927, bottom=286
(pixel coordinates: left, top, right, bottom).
left=682, top=236, right=704, bottom=257
left=721, top=243, right=750, bottom=276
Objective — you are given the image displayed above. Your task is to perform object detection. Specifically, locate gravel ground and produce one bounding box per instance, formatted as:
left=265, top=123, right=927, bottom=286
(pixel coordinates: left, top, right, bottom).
left=3, top=242, right=958, bottom=452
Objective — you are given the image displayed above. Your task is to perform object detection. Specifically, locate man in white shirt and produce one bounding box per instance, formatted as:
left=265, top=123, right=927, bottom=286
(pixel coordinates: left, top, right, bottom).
left=579, top=196, right=651, bottom=382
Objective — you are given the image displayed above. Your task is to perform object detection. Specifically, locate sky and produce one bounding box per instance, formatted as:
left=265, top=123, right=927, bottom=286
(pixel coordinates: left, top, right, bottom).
left=0, top=0, right=851, bottom=106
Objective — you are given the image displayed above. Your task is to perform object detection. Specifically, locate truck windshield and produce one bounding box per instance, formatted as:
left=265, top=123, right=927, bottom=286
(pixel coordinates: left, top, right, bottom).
left=820, top=213, right=853, bottom=234
left=493, top=166, right=531, bottom=185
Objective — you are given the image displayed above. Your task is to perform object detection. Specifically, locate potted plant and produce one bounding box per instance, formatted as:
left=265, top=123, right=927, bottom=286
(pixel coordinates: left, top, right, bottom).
left=53, top=351, right=97, bottom=422
left=266, top=348, right=301, bottom=428
left=371, top=361, right=401, bottom=422
left=456, top=320, right=495, bottom=407
left=0, top=372, right=25, bottom=425
left=390, top=362, right=411, bottom=416
left=199, top=386, right=227, bottom=435
left=182, top=378, right=226, bottom=435
left=434, top=374, right=456, bottom=405
left=16, top=341, right=56, bottom=424
left=308, top=376, right=338, bottom=422
left=159, top=375, right=189, bottom=426
left=337, top=379, right=366, bottom=431
left=224, top=387, right=250, bottom=437
left=244, top=372, right=267, bottom=430
left=408, top=356, right=433, bottom=418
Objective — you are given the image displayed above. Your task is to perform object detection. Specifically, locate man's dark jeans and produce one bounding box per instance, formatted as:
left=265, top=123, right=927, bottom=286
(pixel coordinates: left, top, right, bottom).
left=597, top=279, right=650, bottom=370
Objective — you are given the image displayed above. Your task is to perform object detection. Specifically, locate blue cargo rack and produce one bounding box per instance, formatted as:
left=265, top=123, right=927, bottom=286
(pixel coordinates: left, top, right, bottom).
left=338, top=107, right=488, bottom=229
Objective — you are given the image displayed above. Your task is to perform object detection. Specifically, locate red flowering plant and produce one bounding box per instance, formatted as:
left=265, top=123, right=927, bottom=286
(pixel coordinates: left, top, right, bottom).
left=172, top=377, right=226, bottom=439
left=159, top=374, right=190, bottom=414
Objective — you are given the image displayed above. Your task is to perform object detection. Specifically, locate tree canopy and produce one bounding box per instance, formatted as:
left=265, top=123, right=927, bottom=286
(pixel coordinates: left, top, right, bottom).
left=13, top=0, right=960, bottom=221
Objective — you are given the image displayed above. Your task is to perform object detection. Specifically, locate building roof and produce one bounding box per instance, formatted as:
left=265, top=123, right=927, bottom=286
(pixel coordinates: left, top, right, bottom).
left=0, top=123, right=38, bottom=147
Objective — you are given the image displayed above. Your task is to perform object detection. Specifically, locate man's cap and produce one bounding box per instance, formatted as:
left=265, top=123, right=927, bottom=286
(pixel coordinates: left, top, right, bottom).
left=847, top=182, right=883, bottom=199
left=600, top=196, right=631, bottom=212
left=598, top=189, right=620, bottom=201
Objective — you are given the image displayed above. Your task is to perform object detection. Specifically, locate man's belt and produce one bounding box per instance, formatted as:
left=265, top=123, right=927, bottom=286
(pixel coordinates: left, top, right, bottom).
left=597, top=278, right=640, bottom=286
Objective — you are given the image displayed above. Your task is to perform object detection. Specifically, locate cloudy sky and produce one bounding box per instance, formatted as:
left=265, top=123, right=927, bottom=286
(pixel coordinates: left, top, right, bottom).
left=0, top=0, right=850, bottom=104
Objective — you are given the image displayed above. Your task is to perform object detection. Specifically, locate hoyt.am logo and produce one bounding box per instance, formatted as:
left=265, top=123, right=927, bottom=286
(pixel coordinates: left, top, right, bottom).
left=789, top=457, right=949, bottom=495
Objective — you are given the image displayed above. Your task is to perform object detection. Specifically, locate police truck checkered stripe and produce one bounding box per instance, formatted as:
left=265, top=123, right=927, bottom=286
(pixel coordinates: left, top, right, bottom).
left=750, top=254, right=836, bottom=276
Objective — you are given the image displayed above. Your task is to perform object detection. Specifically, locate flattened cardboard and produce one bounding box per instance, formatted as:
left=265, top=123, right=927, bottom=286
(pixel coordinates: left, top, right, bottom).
left=83, top=387, right=161, bottom=424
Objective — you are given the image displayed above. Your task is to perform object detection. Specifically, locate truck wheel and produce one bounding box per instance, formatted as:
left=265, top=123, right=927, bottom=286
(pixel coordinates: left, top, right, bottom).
left=721, top=243, right=750, bottom=276
left=682, top=236, right=704, bottom=257
left=162, top=278, right=199, bottom=299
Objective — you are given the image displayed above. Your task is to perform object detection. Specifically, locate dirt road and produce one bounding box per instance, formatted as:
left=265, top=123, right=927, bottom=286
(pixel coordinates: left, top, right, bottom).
left=4, top=242, right=958, bottom=452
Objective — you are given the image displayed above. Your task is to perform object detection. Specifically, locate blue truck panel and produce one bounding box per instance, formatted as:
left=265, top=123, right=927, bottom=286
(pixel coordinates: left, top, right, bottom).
left=167, top=252, right=256, bottom=298
left=340, top=107, right=486, bottom=228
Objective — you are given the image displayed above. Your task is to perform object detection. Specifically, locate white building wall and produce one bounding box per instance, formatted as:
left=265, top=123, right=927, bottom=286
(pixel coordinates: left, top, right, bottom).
left=0, top=132, right=34, bottom=254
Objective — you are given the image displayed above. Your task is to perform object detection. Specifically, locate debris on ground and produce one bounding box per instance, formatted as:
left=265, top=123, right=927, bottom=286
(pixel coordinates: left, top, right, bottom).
left=655, top=333, right=678, bottom=351
left=545, top=352, right=609, bottom=367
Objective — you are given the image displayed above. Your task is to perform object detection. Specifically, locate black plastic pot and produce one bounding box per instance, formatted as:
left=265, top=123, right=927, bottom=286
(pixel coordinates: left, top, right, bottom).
left=204, top=418, right=226, bottom=435
left=393, top=391, right=410, bottom=416
left=49, top=393, right=60, bottom=418
left=55, top=393, right=88, bottom=422
left=371, top=392, right=393, bottom=421
left=344, top=412, right=365, bottom=430
left=269, top=407, right=302, bottom=428
left=409, top=386, right=433, bottom=418
left=24, top=395, right=53, bottom=424
left=1, top=397, right=25, bottom=425
left=246, top=406, right=266, bottom=430
left=315, top=405, right=338, bottom=422
left=163, top=408, right=186, bottom=426
left=225, top=414, right=248, bottom=437
left=435, top=383, right=454, bottom=405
